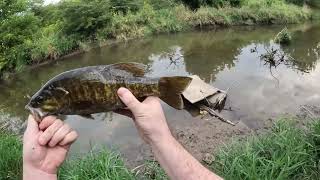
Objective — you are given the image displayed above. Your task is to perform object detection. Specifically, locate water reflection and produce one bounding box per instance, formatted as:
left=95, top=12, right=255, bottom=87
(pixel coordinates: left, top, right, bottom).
left=0, top=23, right=319, bottom=161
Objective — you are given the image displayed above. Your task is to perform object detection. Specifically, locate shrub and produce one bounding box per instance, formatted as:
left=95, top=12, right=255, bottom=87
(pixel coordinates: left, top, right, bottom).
left=110, top=0, right=143, bottom=14
left=286, top=0, right=307, bottom=6
left=60, top=0, right=112, bottom=38
left=27, top=23, right=79, bottom=64
left=0, top=12, right=40, bottom=72
left=179, top=0, right=243, bottom=9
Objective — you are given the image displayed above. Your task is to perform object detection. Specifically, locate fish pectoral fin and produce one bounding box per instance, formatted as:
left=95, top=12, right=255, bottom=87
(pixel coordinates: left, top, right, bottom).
left=79, top=114, right=95, bottom=120
left=112, top=62, right=147, bottom=77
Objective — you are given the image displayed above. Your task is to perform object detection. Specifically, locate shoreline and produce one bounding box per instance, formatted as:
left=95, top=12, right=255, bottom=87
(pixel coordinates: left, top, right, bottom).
left=0, top=3, right=314, bottom=79
left=1, top=21, right=317, bottom=81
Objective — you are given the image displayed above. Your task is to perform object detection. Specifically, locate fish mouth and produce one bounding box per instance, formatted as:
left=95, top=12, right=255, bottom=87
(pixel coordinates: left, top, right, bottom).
left=25, top=104, right=46, bottom=122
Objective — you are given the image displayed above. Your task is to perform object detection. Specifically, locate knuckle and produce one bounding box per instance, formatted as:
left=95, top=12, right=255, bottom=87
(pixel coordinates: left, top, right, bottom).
left=54, top=119, right=63, bottom=127
left=64, top=124, right=71, bottom=130
left=49, top=140, right=56, bottom=147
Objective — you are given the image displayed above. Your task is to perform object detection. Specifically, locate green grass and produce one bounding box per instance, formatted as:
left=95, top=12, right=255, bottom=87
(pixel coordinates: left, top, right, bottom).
left=211, top=118, right=320, bottom=180
left=188, top=1, right=312, bottom=27
left=0, top=131, right=134, bottom=180
left=0, top=132, right=22, bottom=180
left=1, top=118, right=320, bottom=179
left=58, top=150, right=135, bottom=180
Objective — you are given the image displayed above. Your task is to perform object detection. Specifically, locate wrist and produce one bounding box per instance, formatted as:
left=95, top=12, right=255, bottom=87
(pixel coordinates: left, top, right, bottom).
left=150, top=130, right=175, bottom=148
left=23, top=164, right=57, bottom=180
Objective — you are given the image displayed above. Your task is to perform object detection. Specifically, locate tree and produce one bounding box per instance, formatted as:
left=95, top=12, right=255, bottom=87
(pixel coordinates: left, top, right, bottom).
left=0, top=0, right=40, bottom=72
left=110, top=0, right=142, bottom=14
left=179, top=0, right=242, bottom=10
left=0, top=0, right=27, bottom=21
left=60, top=0, right=112, bottom=38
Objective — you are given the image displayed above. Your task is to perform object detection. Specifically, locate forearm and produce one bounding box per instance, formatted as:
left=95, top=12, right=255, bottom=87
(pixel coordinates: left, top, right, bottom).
left=151, top=135, right=223, bottom=180
left=23, top=165, right=57, bottom=180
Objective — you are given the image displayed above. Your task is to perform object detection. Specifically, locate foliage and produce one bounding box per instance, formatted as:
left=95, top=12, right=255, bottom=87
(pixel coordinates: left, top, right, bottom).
left=179, top=0, right=244, bottom=9
left=274, top=28, right=292, bottom=45
left=286, top=0, right=306, bottom=6
left=59, top=0, right=112, bottom=39
left=110, top=0, right=143, bottom=14
left=97, top=3, right=187, bottom=41
left=29, top=24, right=78, bottom=62
left=309, top=0, right=320, bottom=8
left=0, top=0, right=313, bottom=77
left=0, top=12, right=40, bottom=72
left=0, top=0, right=28, bottom=21
left=211, top=118, right=320, bottom=180
left=148, top=0, right=178, bottom=10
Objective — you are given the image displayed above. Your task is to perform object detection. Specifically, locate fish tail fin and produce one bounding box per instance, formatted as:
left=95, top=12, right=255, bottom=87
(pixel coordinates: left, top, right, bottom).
left=159, top=76, right=192, bottom=109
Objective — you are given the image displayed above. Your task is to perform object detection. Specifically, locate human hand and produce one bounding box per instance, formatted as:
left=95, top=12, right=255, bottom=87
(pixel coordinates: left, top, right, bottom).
left=116, top=87, right=173, bottom=145
left=23, top=115, right=78, bottom=179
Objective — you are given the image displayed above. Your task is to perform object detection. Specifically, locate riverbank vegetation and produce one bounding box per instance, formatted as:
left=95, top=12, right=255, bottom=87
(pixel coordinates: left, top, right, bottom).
left=1, top=117, right=319, bottom=179
left=211, top=118, right=320, bottom=179
left=0, top=0, right=316, bottom=78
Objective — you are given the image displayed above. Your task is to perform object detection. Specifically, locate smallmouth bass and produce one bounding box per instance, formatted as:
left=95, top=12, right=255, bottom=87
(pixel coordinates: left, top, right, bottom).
left=26, top=63, right=192, bottom=121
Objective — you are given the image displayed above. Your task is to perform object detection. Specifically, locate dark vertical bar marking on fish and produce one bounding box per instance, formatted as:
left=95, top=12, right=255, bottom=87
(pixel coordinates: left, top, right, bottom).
left=26, top=63, right=192, bottom=120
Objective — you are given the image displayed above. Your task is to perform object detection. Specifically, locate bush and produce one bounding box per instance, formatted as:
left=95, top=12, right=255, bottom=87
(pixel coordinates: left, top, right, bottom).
left=30, top=24, right=78, bottom=63
left=60, top=0, right=112, bottom=38
left=0, top=12, right=40, bottom=72
left=286, top=0, right=306, bottom=6
left=110, top=0, right=143, bottom=14
left=97, top=3, right=188, bottom=41
left=149, top=0, right=178, bottom=9
left=179, top=0, right=244, bottom=9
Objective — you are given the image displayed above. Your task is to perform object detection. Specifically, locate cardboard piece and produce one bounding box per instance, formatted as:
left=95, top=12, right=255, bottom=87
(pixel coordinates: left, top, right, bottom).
left=182, top=75, right=220, bottom=104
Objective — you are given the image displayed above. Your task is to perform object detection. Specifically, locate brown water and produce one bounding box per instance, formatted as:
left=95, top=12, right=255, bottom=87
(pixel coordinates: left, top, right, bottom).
left=0, top=24, right=319, bottom=164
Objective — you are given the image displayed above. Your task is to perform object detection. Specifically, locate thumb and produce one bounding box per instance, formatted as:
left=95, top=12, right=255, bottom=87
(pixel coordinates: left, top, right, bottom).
left=24, top=114, right=39, bottom=136
left=117, top=87, right=141, bottom=114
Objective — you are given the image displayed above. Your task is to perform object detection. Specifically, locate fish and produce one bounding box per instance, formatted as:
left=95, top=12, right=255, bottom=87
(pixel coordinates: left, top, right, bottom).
left=25, top=62, right=192, bottom=122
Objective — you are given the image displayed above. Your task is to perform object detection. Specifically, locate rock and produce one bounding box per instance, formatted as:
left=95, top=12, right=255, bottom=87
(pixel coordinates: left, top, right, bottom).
left=202, top=153, right=215, bottom=165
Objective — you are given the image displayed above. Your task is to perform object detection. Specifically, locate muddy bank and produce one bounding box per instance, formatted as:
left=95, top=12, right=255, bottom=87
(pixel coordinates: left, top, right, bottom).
left=123, top=105, right=320, bottom=168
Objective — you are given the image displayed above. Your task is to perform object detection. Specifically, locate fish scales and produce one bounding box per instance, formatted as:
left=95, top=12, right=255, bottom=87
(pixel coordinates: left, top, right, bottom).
left=26, top=63, right=192, bottom=121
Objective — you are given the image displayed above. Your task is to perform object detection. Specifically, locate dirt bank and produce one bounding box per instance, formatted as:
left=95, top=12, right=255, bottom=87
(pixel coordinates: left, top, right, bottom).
left=125, top=105, right=320, bottom=168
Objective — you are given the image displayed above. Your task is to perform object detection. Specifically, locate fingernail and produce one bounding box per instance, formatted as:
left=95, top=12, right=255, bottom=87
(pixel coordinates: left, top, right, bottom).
left=117, top=87, right=128, bottom=97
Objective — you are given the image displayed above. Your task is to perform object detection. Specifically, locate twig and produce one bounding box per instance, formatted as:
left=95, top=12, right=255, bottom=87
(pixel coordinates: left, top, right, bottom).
left=197, top=104, right=236, bottom=126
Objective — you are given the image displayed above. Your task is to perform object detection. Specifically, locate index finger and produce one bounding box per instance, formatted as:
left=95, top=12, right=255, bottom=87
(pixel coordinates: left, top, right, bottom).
left=39, top=116, right=57, bottom=130
left=24, top=114, right=39, bottom=137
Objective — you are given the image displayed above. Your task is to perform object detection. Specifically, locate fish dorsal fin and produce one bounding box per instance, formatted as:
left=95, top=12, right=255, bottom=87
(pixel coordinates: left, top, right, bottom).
left=111, top=62, right=147, bottom=77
